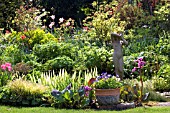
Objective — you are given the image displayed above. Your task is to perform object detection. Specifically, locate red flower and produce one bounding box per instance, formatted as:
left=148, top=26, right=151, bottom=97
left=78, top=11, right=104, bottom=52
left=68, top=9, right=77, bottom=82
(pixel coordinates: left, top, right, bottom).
left=21, top=35, right=26, bottom=40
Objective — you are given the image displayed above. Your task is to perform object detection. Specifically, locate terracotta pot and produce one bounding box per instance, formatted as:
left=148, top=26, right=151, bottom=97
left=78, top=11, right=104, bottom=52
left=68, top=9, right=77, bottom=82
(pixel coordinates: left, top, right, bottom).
left=95, top=88, right=120, bottom=105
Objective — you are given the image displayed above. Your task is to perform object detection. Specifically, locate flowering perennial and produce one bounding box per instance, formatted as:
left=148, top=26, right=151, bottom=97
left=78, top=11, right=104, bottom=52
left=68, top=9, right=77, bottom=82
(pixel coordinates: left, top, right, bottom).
left=0, top=62, right=12, bottom=71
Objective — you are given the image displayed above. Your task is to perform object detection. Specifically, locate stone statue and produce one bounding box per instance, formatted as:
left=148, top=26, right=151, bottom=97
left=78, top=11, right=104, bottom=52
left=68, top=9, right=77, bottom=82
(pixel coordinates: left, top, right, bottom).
left=111, top=32, right=128, bottom=80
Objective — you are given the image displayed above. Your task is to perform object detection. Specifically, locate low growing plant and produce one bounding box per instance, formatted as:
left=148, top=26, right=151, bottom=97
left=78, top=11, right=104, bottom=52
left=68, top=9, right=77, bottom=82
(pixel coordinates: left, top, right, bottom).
left=88, top=72, right=123, bottom=89
left=0, top=79, right=50, bottom=106
left=51, top=83, right=92, bottom=108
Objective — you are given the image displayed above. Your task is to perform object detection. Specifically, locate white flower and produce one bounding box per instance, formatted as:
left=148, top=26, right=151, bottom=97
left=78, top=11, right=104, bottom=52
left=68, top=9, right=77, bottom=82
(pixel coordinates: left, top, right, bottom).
left=59, top=17, right=64, bottom=23
left=49, top=22, right=55, bottom=28
left=50, top=15, right=55, bottom=20
left=42, top=9, right=45, bottom=12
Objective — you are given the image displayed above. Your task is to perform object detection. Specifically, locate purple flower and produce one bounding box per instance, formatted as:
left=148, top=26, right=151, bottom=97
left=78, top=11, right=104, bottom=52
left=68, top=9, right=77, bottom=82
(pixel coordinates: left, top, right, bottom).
left=66, top=83, right=72, bottom=90
left=116, top=74, right=119, bottom=78
left=138, top=57, right=143, bottom=61
left=84, top=86, right=92, bottom=92
left=84, top=86, right=92, bottom=96
left=107, top=74, right=112, bottom=78
left=132, top=67, right=137, bottom=73
left=51, top=89, right=61, bottom=96
left=137, top=60, right=146, bottom=69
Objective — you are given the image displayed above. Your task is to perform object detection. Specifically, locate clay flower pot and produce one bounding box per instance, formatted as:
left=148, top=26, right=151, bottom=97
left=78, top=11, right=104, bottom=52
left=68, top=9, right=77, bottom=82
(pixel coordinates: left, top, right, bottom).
left=95, top=88, right=121, bottom=105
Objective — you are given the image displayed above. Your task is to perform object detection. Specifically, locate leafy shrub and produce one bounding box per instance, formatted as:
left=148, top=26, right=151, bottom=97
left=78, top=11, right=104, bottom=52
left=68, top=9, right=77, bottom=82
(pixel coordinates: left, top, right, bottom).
left=152, top=64, right=170, bottom=92
left=43, top=56, right=74, bottom=72
left=0, top=79, right=50, bottom=106
left=0, top=0, right=23, bottom=29
left=51, top=84, right=91, bottom=108
left=83, top=1, right=126, bottom=41
left=9, top=29, right=57, bottom=50
left=13, top=5, right=48, bottom=31
left=0, top=45, right=24, bottom=64
left=33, top=40, right=113, bottom=73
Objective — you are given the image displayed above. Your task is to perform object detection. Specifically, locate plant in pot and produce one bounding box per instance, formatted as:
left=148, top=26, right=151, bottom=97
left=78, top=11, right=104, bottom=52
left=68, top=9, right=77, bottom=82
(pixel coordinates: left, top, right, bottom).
left=88, top=72, right=123, bottom=106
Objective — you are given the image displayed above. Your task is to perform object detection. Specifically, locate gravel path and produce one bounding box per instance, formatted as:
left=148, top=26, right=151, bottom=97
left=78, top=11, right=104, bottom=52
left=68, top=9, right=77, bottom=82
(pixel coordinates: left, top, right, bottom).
left=157, top=102, right=170, bottom=106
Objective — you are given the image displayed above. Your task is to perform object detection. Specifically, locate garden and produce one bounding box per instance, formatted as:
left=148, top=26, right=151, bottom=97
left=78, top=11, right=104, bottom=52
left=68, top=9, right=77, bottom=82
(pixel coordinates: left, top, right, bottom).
left=0, top=0, right=170, bottom=112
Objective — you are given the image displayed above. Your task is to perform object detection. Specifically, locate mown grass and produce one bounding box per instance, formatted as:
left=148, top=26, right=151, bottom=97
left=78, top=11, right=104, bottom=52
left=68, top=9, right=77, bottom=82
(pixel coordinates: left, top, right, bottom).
left=0, top=106, right=170, bottom=113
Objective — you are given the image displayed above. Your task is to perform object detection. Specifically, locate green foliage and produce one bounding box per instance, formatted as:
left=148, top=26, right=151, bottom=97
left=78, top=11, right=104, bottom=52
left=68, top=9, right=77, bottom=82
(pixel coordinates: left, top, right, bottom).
left=43, top=56, right=73, bottom=72
left=154, top=3, right=170, bottom=32
left=51, top=85, right=91, bottom=108
left=0, top=45, right=24, bottom=64
left=83, top=1, right=126, bottom=41
left=29, top=69, right=97, bottom=91
left=120, top=84, right=141, bottom=103
left=13, top=6, right=48, bottom=31
left=152, top=64, right=170, bottom=92
left=119, top=5, right=145, bottom=29
left=0, top=79, right=50, bottom=106
left=95, top=77, right=123, bottom=89
left=0, top=0, right=23, bottom=29
left=33, top=40, right=113, bottom=73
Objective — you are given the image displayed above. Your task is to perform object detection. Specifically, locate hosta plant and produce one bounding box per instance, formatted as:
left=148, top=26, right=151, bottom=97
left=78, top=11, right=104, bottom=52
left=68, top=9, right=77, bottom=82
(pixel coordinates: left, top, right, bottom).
left=51, top=83, right=92, bottom=108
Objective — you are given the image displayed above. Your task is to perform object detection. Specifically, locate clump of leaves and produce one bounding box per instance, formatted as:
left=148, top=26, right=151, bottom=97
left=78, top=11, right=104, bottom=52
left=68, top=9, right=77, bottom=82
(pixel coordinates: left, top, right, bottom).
left=51, top=83, right=92, bottom=108
left=0, top=79, right=50, bottom=106
left=88, top=72, right=123, bottom=89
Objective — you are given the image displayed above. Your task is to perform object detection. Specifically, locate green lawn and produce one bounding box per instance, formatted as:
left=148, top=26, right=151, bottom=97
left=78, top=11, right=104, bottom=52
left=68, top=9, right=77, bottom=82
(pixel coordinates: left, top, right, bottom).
left=0, top=106, right=170, bottom=113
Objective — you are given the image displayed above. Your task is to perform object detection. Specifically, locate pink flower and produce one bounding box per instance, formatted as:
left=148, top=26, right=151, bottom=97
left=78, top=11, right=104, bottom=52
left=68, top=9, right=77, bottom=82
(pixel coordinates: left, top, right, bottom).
left=41, top=25, right=46, bottom=29
left=7, top=66, right=12, bottom=71
left=50, top=15, right=55, bottom=20
left=59, top=17, right=64, bottom=23
left=132, top=67, right=137, bottom=73
left=65, top=22, right=70, bottom=26
left=49, top=22, right=55, bottom=28
left=83, top=27, right=88, bottom=31
left=5, top=63, right=12, bottom=71
left=138, top=57, right=143, bottom=61
left=5, top=63, right=11, bottom=67
left=34, top=16, right=38, bottom=20
left=1, top=64, right=6, bottom=70
left=138, top=61, right=146, bottom=68
left=5, top=30, right=11, bottom=34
